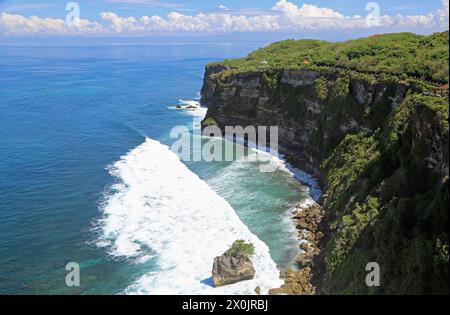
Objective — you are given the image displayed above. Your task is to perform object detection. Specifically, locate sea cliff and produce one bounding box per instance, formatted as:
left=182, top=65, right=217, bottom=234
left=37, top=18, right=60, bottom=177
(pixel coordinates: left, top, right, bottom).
left=201, top=32, right=449, bottom=294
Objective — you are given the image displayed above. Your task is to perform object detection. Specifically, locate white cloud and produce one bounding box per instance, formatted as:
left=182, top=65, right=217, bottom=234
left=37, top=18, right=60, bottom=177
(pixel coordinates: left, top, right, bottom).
left=218, top=5, right=228, bottom=11
left=272, top=0, right=363, bottom=29
left=100, top=11, right=139, bottom=33
left=273, top=0, right=345, bottom=19
left=0, top=1, right=448, bottom=36
left=437, top=0, right=449, bottom=25
left=0, top=12, right=104, bottom=36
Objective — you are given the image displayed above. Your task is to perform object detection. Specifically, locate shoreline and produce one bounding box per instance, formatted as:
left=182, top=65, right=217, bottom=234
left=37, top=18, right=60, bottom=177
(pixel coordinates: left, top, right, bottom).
left=268, top=155, right=325, bottom=295
left=192, top=104, right=325, bottom=295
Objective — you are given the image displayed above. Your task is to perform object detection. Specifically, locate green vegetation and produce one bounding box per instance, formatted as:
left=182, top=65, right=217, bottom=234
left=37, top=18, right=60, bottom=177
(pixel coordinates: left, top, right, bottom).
left=322, top=133, right=380, bottom=212
left=313, top=77, right=328, bottom=101
left=209, top=31, right=449, bottom=85
left=331, top=76, right=350, bottom=99
left=320, top=95, right=449, bottom=294
left=202, top=117, right=218, bottom=127
left=225, top=240, right=255, bottom=257
left=326, top=196, right=380, bottom=276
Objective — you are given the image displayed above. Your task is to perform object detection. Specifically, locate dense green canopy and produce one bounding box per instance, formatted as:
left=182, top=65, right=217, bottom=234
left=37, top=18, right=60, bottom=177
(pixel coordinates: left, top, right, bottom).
left=213, top=31, right=449, bottom=85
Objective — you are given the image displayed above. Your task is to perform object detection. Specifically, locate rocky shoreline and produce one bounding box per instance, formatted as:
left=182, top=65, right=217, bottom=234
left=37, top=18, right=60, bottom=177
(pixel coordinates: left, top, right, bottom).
left=265, top=152, right=326, bottom=295
left=269, top=200, right=325, bottom=295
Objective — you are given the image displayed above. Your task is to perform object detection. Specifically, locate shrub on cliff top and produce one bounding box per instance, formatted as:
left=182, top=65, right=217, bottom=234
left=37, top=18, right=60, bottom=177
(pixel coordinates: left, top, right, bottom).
left=225, top=240, right=255, bottom=257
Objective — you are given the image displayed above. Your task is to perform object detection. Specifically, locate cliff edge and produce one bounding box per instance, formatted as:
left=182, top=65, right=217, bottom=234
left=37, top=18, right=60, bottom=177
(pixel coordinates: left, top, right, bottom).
left=201, top=32, right=449, bottom=294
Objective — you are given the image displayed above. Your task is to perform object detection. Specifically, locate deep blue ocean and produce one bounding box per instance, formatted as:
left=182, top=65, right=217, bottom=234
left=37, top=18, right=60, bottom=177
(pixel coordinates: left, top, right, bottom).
left=0, top=42, right=313, bottom=294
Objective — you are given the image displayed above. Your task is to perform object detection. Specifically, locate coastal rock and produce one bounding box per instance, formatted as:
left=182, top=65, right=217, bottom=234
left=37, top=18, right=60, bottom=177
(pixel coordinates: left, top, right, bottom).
left=212, top=253, right=256, bottom=287
left=300, top=242, right=310, bottom=252
left=297, top=252, right=313, bottom=268
left=268, top=288, right=285, bottom=295
left=269, top=268, right=314, bottom=295
left=294, top=204, right=324, bottom=234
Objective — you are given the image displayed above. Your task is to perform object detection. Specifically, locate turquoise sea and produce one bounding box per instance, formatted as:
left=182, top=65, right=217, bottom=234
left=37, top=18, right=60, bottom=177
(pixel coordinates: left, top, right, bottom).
left=0, top=42, right=316, bottom=294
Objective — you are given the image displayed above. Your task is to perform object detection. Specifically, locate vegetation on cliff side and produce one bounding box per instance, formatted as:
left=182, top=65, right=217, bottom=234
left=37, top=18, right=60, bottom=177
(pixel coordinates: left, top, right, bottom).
left=320, top=94, right=449, bottom=294
left=209, top=31, right=449, bottom=85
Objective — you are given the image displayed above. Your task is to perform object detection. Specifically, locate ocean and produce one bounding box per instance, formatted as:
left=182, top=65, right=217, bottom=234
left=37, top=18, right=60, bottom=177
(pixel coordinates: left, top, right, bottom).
left=0, top=42, right=318, bottom=294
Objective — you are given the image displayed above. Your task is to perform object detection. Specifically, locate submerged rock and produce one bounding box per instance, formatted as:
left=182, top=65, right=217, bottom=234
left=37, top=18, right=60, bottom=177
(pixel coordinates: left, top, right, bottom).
left=212, top=253, right=256, bottom=287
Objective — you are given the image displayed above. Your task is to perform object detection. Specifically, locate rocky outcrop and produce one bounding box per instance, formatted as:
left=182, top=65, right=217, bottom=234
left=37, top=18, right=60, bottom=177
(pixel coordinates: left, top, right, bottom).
left=212, top=253, right=256, bottom=287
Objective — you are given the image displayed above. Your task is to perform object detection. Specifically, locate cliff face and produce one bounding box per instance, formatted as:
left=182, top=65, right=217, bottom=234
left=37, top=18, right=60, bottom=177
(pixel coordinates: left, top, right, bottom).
left=201, top=66, right=407, bottom=180
left=201, top=63, right=449, bottom=294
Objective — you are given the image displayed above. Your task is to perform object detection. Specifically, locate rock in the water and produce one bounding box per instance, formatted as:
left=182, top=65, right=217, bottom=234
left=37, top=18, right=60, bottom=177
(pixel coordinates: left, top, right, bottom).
left=212, top=253, right=256, bottom=287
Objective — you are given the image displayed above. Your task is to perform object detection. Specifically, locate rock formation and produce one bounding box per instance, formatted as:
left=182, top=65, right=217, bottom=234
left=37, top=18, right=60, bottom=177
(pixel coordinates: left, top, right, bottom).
left=212, top=253, right=256, bottom=287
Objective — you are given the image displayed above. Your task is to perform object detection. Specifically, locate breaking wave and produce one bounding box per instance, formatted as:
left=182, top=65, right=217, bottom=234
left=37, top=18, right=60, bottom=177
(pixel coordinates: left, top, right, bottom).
left=96, top=138, right=283, bottom=294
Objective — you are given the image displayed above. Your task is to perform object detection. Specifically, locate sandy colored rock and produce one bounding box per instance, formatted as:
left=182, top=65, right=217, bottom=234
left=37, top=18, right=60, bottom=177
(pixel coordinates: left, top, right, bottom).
left=300, top=242, right=310, bottom=252
left=269, top=268, right=314, bottom=295
left=212, top=254, right=255, bottom=287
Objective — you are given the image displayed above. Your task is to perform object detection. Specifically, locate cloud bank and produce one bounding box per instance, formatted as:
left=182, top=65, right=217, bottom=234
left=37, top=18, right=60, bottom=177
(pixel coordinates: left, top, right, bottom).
left=0, top=0, right=448, bottom=36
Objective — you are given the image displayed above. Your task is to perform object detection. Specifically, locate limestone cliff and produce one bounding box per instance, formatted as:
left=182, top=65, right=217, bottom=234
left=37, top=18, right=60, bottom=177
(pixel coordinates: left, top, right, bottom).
left=200, top=33, right=449, bottom=294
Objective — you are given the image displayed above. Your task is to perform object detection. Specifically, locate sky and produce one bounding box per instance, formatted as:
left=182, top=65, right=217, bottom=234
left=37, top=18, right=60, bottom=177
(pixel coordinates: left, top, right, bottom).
left=0, top=0, right=448, bottom=42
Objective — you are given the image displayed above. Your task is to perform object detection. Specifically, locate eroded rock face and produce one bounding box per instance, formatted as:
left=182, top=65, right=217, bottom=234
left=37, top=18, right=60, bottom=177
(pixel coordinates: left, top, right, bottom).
left=212, top=253, right=256, bottom=287
left=200, top=67, right=408, bottom=179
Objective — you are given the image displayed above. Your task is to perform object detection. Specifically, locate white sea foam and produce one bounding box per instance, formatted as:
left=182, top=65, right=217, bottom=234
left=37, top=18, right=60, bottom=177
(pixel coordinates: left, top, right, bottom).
left=167, top=98, right=207, bottom=119
left=186, top=106, right=208, bottom=119
left=97, top=138, right=283, bottom=295
left=178, top=99, right=200, bottom=106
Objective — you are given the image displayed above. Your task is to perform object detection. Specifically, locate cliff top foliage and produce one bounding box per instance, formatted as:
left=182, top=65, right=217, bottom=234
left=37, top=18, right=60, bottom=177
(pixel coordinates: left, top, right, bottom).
left=209, top=31, right=449, bottom=85
left=225, top=240, right=255, bottom=257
